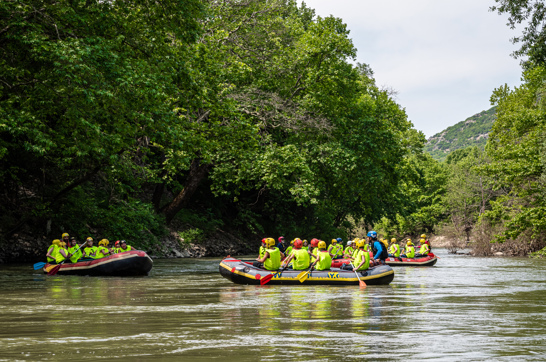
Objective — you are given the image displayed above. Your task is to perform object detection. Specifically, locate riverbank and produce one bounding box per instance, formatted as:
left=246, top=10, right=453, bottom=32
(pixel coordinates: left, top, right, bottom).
left=0, top=228, right=253, bottom=264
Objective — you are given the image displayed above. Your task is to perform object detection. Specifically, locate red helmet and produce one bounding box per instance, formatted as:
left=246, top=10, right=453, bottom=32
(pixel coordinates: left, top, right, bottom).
left=114, top=240, right=120, bottom=247
left=278, top=236, right=285, bottom=242
left=310, top=238, right=319, bottom=247
left=294, top=239, right=303, bottom=249
left=261, top=238, right=266, bottom=245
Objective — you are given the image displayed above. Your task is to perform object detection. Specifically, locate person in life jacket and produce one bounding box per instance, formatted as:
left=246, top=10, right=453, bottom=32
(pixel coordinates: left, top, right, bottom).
left=96, top=239, right=112, bottom=258
left=344, top=240, right=356, bottom=258
left=255, top=237, right=284, bottom=270
left=46, top=239, right=61, bottom=263
left=282, top=239, right=309, bottom=270
left=402, top=239, right=415, bottom=258
left=328, top=238, right=344, bottom=259
left=118, top=240, right=134, bottom=253
left=416, top=238, right=430, bottom=256
left=421, top=233, right=432, bottom=251
left=276, top=236, right=286, bottom=254
left=284, top=239, right=295, bottom=258
left=308, top=238, right=320, bottom=259
left=301, top=240, right=309, bottom=251
left=112, top=240, right=121, bottom=254
left=67, top=237, right=82, bottom=263
left=258, top=238, right=267, bottom=259
left=82, top=237, right=99, bottom=259
left=388, top=238, right=401, bottom=258
left=310, top=240, right=332, bottom=271
left=368, top=231, right=388, bottom=264
left=351, top=239, right=370, bottom=271
left=54, top=241, right=69, bottom=264
left=61, top=233, right=70, bottom=245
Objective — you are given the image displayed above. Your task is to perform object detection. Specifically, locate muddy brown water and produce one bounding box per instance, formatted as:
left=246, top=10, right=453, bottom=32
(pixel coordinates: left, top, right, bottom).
left=0, top=249, right=545, bottom=361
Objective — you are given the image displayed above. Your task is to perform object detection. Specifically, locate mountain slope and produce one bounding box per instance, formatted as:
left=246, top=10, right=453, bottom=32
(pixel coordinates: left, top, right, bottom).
left=425, top=107, right=496, bottom=161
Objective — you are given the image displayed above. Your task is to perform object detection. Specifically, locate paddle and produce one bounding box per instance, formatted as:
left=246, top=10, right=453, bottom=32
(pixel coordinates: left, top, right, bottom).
left=349, top=261, right=367, bottom=289
left=296, top=265, right=314, bottom=283
left=261, top=263, right=290, bottom=285
left=33, top=262, right=47, bottom=270
left=47, top=242, right=86, bottom=276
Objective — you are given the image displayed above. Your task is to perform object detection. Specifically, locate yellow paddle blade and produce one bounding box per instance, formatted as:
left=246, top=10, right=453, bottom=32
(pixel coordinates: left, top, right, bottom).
left=297, top=271, right=309, bottom=283
left=44, top=265, right=56, bottom=272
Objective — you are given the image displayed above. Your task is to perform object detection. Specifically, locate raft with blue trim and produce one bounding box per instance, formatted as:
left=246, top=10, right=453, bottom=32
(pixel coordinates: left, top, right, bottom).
left=219, top=257, right=394, bottom=285
left=43, top=250, right=153, bottom=276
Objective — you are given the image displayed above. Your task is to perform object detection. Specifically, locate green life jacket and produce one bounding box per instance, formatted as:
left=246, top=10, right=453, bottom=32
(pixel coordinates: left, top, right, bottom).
left=335, top=245, right=344, bottom=257
left=54, top=247, right=67, bottom=263
left=259, top=246, right=266, bottom=258
left=354, top=249, right=370, bottom=271
left=67, top=246, right=82, bottom=263
left=419, top=244, right=429, bottom=254
left=264, top=248, right=281, bottom=270
left=292, top=249, right=310, bottom=270
left=315, top=250, right=332, bottom=271
left=119, top=245, right=132, bottom=253
left=389, top=244, right=400, bottom=257
left=345, top=246, right=355, bottom=257
left=83, top=246, right=98, bottom=259
left=405, top=246, right=415, bottom=258
left=301, top=246, right=308, bottom=251
left=47, top=245, right=58, bottom=263
left=284, top=246, right=293, bottom=258
left=96, top=246, right=110, bottom=258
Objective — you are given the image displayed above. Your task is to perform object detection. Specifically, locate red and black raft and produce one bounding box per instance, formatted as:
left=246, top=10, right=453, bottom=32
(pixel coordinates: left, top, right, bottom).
left=43, top=250, right=153, bottom=276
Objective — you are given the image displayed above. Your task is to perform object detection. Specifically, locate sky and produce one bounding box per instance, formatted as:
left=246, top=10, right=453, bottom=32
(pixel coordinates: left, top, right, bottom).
left=302, top=0, right=523, bottom=138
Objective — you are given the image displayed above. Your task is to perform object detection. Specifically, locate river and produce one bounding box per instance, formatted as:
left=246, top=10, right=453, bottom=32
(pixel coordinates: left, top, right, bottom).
left=0, top=249, right=545, bottom=361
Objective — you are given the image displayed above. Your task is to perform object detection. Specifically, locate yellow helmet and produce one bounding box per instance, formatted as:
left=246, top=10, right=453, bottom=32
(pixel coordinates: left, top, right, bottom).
left=331, top=239, right=337, bottom=244
left=52, top=239, right=61, bottom=246
left=318, top=241, right=327, bottom=249
left=290, top=239, right=295, bottom=245
left=61, top=233, right=69, bottom=238
left=421, top=234, right=427, bottom=238
left=86, top=237, right=93, bottom=243
left=265, top=238, right=275, bottom=248
left=60, top=241, right=67, bottom=247
left=391, top=238, right=397, bottom=243
left=406, top=240, right=414, bottom=246
left=354, top=238, right=360, bottom=243
left=356, top=239, right=366, bottom=248
left=420, top=238, right=426, bottom=244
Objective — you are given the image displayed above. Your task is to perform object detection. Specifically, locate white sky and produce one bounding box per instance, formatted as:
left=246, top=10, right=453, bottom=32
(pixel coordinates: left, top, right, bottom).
left=302, top=0, right=523, bottom=137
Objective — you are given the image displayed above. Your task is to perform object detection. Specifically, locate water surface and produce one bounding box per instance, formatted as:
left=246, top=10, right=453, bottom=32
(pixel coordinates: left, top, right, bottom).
left=0, top=249, right=545, bottom=361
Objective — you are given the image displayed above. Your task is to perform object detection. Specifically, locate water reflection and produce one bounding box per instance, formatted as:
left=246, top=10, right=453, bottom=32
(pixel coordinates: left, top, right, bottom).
left=0, top=251, right=545, bottom=361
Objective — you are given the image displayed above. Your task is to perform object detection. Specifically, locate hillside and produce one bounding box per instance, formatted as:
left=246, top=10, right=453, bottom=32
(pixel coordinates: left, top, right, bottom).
left=425, top=107, right=496, bottom=161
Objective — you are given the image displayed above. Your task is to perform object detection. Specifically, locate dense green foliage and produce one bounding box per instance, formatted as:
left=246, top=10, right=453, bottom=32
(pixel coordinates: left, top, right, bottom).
left=425, top=107, right=496, bottom=161
left=0, top=0, right=425, bottom=253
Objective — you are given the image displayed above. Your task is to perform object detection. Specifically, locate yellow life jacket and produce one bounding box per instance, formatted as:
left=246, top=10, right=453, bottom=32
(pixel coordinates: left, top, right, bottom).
left=419, top=244, right=430, bottom=254
left=119, top=245, right=132, bottom=253
left=264, top=247, right=281, bottom=270
left=315, top=250, right=332, bottom=271
left=67, top=246, right=82, bottom=263
left=47, top=245, right=58, bottom=263
left=54, top=247, right=67, bottom=264
left=96, top=246, right=110, bottom=258
left=354, top=249, right=370, bottom=271
left=83, top=246, right=98, bottom=259
left=292, top=249, right=310, bottom=270
left=405, top=246, right=415, bottom=258
left=389, top=244, right=400, bottom=257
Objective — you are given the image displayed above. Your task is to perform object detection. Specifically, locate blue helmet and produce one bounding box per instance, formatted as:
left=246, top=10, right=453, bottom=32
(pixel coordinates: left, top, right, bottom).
left=370, top=231, right=377, bottom=239
left=336, top=237, right=342, bottom=242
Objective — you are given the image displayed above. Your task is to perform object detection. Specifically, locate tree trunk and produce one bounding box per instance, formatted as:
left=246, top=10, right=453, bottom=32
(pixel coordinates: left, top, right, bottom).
left=162, top=159, right=210, bottom=224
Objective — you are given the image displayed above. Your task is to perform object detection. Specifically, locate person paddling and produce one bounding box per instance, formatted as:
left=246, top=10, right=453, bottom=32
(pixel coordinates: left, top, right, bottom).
left=282, top=239, right=309, bottom=270
left=351, top=239, right=370, bottom=272
left=310, top=241, right=332, bottom=271
left=416, top=238, right=430, bottom=257
left=83, top=237, right=98, bottom=259
left=388, top=238, right=400, bottom=258
left=67, top=237, right=82, bottom=263
left=368, top=231, right=388, bottom=265
left=255, top=238, right=284, bottom=270
left=118, top=240, right=135, bottom=253
left=96, top=239, right=112, bottom=258
left=401, top=239, right=415, bottom=258
left=344, top=240, right=356, bottom=258
left=46, top=239, right=61, bottom=264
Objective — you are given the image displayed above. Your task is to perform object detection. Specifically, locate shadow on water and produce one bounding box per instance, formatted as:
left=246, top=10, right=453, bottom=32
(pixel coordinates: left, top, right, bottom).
left=0, top=250, right=545, bottom=361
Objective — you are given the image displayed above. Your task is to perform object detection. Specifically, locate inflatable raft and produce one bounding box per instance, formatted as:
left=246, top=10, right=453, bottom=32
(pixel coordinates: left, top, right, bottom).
left=43, top=250, right=153, bottom=276
left=385, top=253, right=438, bottom=267
left=219, top=257, right=394, bottom=286
left=330, top=253, right=437, bottom=268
